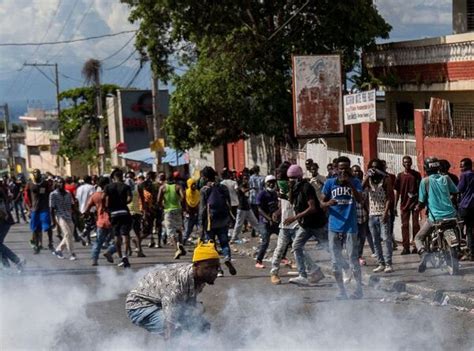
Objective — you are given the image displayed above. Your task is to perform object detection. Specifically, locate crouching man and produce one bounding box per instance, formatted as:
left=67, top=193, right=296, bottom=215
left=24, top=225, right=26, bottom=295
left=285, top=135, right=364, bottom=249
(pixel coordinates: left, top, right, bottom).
left=125, top=240, right=220, bottom=338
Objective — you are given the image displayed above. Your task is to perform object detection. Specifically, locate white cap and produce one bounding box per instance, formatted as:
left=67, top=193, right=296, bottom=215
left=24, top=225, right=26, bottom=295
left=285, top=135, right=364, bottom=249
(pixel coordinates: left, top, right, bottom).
left=265, top=175, right=276, bottom=183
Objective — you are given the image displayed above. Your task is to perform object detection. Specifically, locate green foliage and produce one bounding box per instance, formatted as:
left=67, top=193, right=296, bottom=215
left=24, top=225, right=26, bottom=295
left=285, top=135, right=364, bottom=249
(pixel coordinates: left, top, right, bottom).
left=122, top=0, right=392, bottom=149
left=58, top=84, right=120, bottom=164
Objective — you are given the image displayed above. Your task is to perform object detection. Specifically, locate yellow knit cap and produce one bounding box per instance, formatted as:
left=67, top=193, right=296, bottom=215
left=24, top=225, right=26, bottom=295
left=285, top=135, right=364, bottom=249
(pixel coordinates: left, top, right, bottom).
left=192, top=240, right=220, bottom=263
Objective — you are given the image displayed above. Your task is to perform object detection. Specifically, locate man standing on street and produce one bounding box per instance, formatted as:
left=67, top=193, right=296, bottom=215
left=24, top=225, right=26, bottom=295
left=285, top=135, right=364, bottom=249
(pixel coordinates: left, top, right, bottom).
left=394, top=156, right=421, bottom=255
left=50, top=178, right=77, bottom=261
left=309, top=162, right=326, bottom=201
left=231, top=174, right=261, bottom=243
left=322, top=157, right=363, bottom=299
left=458, top=158, right=473, bottom=261
left=104, top=168, right=133, bottom=268
left=76, top=175, right=96, bottom=245
left=24, top=169, right=52, bottom=253
left=126, top=240, right=220, bottom=338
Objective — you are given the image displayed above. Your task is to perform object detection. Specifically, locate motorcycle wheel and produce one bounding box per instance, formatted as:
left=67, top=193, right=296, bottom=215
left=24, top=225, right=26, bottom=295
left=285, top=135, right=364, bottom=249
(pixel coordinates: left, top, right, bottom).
left=444, top=242, right=460, bottom=276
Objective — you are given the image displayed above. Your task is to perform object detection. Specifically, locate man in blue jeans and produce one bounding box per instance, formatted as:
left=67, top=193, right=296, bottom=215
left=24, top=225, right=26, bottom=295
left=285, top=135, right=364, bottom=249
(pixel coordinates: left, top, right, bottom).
left=322, top=156, right=363, bottom=300
left=284, top=165, right=326, bottom=286
left=200, top=166, right=237, bottom=277
left=126, top=240, right=220, bottom=338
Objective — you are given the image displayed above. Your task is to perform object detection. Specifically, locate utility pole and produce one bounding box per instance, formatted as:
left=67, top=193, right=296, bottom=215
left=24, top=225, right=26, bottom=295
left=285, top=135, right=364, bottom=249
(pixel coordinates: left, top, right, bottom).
left=96, top=75, right=106, bottom=174
left=151, top=73, right=164, bottom=172
left=0, top=104, right=14, bottom=174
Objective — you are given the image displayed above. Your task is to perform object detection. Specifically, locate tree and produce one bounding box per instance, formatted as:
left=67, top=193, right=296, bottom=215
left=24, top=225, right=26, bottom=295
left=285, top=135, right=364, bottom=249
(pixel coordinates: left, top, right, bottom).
left=58, top=84, right=120, bottom=164
left=122, top=0, right=391, bottom=150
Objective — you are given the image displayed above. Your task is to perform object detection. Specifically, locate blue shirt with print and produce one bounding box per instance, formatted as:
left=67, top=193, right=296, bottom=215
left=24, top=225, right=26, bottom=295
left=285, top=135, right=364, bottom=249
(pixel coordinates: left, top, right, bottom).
left=322, top=177, right=362, bottom=235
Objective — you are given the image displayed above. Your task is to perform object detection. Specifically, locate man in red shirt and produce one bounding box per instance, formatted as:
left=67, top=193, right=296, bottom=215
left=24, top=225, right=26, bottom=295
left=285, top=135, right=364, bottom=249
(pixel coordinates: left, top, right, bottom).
left=394, top=156, right=422, bottom=255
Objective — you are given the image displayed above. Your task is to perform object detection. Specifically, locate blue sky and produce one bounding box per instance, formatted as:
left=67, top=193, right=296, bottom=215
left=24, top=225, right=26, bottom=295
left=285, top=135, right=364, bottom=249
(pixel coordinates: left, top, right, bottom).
left=0, top=0, right=453, bottom=118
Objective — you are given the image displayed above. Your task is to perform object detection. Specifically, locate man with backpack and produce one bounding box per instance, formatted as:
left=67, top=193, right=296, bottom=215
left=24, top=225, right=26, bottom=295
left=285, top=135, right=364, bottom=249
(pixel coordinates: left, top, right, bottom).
left=415, top=157, right=459, bottom=273
left=200, top=166, right=237, bottom=277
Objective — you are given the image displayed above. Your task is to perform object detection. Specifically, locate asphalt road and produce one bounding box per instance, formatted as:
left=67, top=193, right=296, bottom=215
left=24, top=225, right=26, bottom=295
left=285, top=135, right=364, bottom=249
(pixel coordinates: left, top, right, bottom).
left=1, top=223, right=474, bottom=351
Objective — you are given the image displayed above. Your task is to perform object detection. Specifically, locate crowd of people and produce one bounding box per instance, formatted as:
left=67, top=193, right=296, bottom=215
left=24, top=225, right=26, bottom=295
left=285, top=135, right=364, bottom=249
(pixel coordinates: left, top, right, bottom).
left=0, top=156, right=472, bottom=292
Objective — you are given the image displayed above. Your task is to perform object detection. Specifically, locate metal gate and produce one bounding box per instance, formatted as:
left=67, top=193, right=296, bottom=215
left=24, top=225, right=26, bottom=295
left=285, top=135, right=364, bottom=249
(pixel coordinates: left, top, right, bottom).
left=377, top=132, right=417, bottom=175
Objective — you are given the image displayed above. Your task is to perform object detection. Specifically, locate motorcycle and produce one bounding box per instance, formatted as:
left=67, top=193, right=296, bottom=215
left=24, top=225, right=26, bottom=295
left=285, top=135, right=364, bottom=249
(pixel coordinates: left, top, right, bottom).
left=423, top=218, right=463, bottom=276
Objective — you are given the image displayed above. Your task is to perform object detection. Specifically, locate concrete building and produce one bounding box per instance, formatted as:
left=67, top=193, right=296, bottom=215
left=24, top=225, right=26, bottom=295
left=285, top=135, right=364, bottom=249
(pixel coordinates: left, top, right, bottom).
left=20, top=108, right=86, bottom=176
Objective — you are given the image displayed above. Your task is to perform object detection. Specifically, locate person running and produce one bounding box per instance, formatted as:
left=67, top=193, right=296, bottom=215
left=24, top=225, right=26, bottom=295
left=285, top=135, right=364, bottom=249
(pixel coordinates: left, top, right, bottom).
left=0, top=186, right=25, bottom=272
left=458, top=158, right=473, bottom=261
left=50, top=178, right=77, bottom=261
left=24, top=169, right=52, bottom=253
left=394, top=156, right=422, bottom=255
left=104, top=168, right=133, bottom=268
left=321, top=156, right=363, bottom=299
left=364, top=158, right=395, bottom=274
left=158, top=174, right=186, bottom=259
left=285, top=164, right=326, bottom=286
left=351, top=165, right=375, bottom=266
left=76, top=175, right=96, bottom=245
left=200, top=166, right=237, bottom=277
left=230, top=174, right=261, bottom=242
left=126, top=240, right=220, bottom=338
left=183, top=178, right=200, bottom=245
left=255, top=175, right=279, bottom=269
left=85, top=176, right=115, bottom=266
left=415, top=157, right=459, bottom=273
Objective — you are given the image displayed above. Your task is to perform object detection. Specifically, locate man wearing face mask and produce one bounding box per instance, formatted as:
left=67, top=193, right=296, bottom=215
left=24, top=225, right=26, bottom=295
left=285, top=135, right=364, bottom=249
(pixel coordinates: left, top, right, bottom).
left=363, top=159, right=394, bottom=274
left=255, top=175, right=280, bottom=269
left=285, top=165, right=326, bottom=286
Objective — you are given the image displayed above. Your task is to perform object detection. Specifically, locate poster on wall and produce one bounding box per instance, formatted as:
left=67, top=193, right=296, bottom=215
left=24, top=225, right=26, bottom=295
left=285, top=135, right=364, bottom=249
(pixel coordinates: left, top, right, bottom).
left=292, top=55, right=343, bottom=137
left=343, top=90, right=377, bottom=125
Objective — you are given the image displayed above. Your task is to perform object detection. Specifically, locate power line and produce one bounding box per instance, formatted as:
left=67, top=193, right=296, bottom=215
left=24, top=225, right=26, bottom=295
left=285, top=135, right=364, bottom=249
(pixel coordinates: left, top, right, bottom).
left=105, top=48, right=138, bottom=70
left=0, top=30, right=137, bottom=47
left=100, top=33, right=136, bottom=61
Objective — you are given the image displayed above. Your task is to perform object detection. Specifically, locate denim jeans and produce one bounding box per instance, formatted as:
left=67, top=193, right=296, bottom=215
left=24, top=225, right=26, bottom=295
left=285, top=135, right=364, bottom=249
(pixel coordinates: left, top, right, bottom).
left=256, top=222, right=279, bottom=263
left=91, top=227, right=115, bottom=260
left=369, top=215, right=393, bottom=266
left=183, top=213, right=199, bottom=243
left=14, top=200, right=26, bottom=223
left=357, top=221, right=374, bottom=258
left=231, top=209, right=260, bottom=241
left=206, top=226, right=231, bottom=261
left=292, top=226, right=325, bottom=278
left=0, top=222, right=20, bottom=266
left=328, top=231, right=360, bottom=275
left=128, top=305, right=165, bottom=334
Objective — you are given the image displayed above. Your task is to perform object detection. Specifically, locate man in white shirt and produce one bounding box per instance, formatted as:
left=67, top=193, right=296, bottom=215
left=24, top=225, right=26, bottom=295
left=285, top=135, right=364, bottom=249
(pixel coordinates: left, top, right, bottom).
left=76, top=176, right=96, bottom=245
left=220, top=169, right=239, bottom=225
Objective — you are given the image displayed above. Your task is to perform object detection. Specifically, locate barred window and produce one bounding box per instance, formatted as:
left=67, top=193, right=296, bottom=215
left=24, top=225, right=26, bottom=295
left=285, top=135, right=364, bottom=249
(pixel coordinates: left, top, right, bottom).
left=468, top=0, right=474, bottom=31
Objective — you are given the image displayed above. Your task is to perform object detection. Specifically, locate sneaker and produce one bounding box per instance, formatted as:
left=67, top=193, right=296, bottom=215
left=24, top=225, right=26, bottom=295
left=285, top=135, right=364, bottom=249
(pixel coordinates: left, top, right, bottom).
left=48, top=243, right=54, bottom=251
left=118, top=257, right=131, bottom=268
left=16, top=259, right=26, bottom=273
left=418, top=253, right=429, bottom=273
left=370, top=253, right=377, bottom=258
left=373, top=264, right=385, bottom=273
left=359, top=257, right=366, bottom=266
left=179, top=244, right=187, bottom=256
left=53, top=250, right=64, bottom=259
left=225, top=260, right=237, bottom=275
left=174, top=249, right=182, bottom=260
left=384, top=265, right=394, bottom=273
left=308, top=269, right=325, bottom=284
left=289, top=275, right=310, bottom=286
left=33, top=246, right=40, bottom=254
left=271, top=274, right=281, bottom=285
left=217, top=269, right=224, bottom=277
left=103, top=252, right=114, bottom=263
left=401, top=248, right=410, bottom=255
left=148, top=241, right=156, bottom=248
left=255, top=262, right=265, bottom=269
left=411, top=247, right=418, bottom=254
left=343, top=269, right=352, bottom=284
left=92, top=259, right=98, bottom=266
left=70, top=254, right=77, bottom=261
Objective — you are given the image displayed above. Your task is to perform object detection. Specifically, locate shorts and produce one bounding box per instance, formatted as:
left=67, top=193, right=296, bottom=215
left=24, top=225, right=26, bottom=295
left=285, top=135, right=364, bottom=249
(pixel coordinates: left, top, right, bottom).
left=111, top=214, right=132, bottom=237
left=30, top=210, right=51, bottom=232
left=164, top=209, right=183, bottom=240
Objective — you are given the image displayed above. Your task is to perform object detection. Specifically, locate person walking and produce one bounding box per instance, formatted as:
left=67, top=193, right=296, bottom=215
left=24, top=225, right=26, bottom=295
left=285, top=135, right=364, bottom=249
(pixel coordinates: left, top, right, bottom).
left=394, top=156, right=422, bottom=255
left=183, top=178, right=200, bottom=245
left=76, top=175, right=96, bottom=245
left=50, top=178, right=77, bottom=261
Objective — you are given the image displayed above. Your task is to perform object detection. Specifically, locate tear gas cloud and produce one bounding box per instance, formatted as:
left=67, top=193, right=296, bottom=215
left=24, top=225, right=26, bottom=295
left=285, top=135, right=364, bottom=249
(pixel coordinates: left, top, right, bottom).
left=0, top=266, right=472, bottom=351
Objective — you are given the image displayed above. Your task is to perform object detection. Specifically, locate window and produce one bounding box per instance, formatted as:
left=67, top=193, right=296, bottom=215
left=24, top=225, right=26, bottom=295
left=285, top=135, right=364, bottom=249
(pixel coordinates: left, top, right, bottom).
left=396, top=102, right=414, bottom=134
left=28, top=146, right=40, bottom=156
left=468, top=0, right=474, bottom=31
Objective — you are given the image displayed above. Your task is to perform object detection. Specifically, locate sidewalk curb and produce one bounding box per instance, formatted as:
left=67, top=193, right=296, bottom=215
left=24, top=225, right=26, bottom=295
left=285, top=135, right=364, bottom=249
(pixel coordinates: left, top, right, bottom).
left=232, top=244, right=474, bottom=310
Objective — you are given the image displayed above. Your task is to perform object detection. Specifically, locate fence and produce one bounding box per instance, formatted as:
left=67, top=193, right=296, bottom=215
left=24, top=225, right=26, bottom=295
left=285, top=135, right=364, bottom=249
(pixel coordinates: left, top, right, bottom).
left=377, top=132, right=417, bottom=175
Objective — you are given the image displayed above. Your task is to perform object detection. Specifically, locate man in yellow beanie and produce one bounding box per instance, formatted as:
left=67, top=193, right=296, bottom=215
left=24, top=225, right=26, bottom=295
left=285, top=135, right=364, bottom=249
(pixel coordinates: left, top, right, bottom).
left=125, top=240, right=220, bottom=338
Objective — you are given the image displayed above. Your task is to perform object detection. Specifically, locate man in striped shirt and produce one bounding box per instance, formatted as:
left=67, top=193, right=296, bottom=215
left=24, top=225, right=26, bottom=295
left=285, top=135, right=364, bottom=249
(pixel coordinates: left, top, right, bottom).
left=50, top=178, right=77, bottom=260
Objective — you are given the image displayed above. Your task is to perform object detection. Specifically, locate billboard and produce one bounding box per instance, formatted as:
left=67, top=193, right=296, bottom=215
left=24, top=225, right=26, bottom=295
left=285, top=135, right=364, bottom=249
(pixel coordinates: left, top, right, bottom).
left=343, top=90, right=377, bottom=125
left=292, top=55, right=343, bottom=137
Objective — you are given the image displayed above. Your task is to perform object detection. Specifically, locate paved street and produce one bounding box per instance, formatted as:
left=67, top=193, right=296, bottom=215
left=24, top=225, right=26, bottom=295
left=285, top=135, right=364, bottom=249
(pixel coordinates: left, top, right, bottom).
left=1, top=222, right=474, bottom=351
